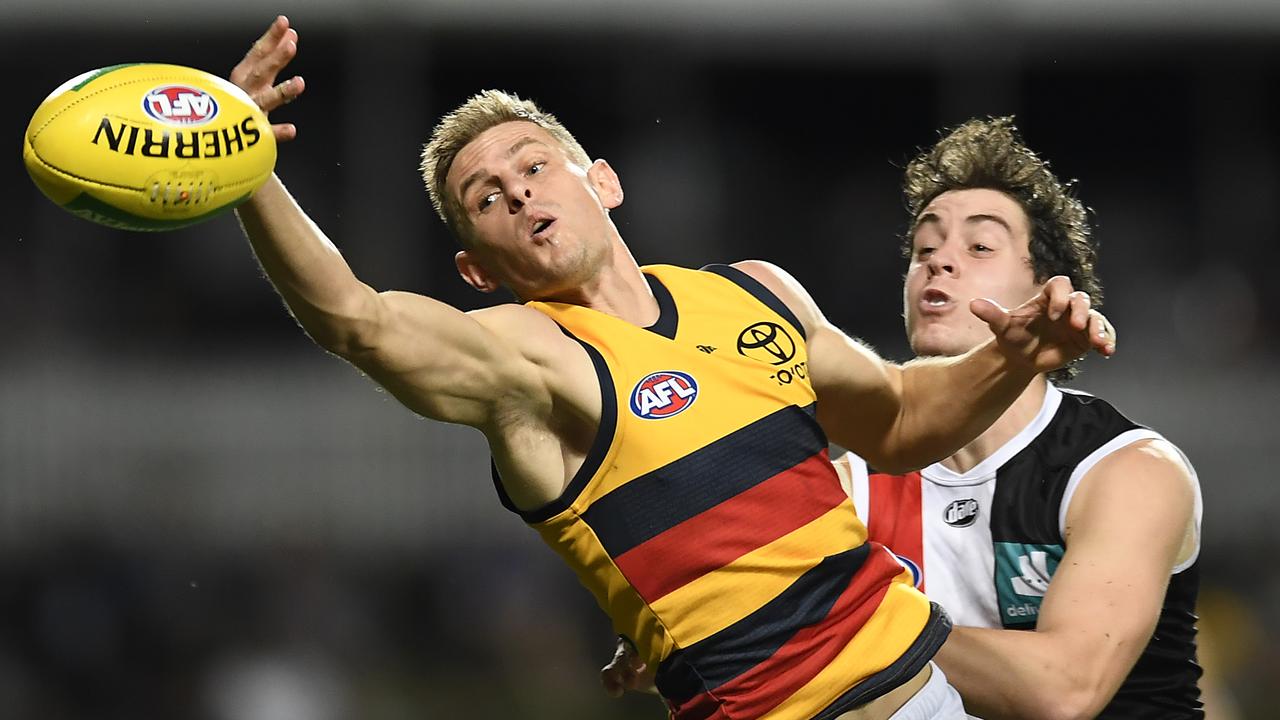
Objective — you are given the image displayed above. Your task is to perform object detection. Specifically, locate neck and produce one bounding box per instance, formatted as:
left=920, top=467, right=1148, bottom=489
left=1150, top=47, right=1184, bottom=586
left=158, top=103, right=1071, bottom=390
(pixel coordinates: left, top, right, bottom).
left=534, top=235, right=660, bottom=327
left=940, top=375, right=1050, bottom=474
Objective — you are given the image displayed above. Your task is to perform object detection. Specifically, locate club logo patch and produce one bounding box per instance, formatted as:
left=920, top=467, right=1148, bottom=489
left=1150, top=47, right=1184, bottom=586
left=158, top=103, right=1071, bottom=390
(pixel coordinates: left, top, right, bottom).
left=142, top=85, right=220, bottom=126
left=943, top=498, right=980, bottom=527
left=630, top=371, right=699, bottom=419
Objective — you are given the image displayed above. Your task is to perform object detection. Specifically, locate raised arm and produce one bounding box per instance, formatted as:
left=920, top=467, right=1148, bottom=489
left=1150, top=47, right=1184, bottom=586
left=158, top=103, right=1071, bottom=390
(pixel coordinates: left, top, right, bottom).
left=227, top=17, right=548, bottom=430
left=732, top=260, right=1113, bottom=473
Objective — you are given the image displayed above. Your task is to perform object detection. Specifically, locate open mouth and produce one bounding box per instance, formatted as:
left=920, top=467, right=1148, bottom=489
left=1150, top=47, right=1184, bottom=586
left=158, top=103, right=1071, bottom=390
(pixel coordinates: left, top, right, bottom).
left=922, top=288, right=951, bottom=307
left=531, top=218, right=555, bottom=237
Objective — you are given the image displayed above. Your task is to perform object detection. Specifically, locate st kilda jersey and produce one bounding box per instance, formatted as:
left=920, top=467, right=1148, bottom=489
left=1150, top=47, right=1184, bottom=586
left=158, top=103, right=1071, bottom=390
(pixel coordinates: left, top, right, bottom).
left=494, top=264, right=948, bottom=720
left=842, top=384, right=1204, bottom=718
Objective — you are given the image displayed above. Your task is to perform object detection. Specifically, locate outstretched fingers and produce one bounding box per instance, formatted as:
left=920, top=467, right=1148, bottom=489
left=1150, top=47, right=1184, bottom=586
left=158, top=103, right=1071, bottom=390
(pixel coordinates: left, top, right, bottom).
left=969, top=296, right=1010, bottom=332
left=230, top=16, right=305, bottom=142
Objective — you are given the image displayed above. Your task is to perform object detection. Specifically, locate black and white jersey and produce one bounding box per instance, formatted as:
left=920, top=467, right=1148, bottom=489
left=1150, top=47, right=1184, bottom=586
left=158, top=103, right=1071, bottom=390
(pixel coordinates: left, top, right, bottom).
left=844, top=384, right=1204, bottom=718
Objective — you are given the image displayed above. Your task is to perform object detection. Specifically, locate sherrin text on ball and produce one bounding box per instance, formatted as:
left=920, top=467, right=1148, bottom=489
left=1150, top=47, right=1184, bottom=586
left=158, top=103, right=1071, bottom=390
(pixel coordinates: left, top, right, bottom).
left=23, top=63, right=276, bottom=231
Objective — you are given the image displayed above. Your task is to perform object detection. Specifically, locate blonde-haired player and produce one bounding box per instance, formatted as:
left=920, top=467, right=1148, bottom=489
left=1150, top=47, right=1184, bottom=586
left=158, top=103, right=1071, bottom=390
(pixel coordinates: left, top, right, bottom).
left=231, top=18, right=1116, bottom=720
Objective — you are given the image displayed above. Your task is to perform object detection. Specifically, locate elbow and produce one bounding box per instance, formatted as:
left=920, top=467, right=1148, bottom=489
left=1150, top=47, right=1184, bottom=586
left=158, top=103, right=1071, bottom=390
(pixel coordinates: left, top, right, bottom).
left=313, top=320, right=379, bottom=361
left=1022, top=678, right=1113, bottom=720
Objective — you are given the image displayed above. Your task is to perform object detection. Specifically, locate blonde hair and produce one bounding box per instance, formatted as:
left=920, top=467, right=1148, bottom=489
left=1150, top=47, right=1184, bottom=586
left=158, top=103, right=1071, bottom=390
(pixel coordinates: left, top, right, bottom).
left=420, top=90, right=591, bottom=242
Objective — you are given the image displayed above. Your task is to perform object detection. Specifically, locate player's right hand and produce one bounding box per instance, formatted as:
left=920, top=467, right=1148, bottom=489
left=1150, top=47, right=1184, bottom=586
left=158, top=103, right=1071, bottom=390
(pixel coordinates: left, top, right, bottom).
left=601, top=636, right=656, bottom=698
left=230, top=15, right=305, bottom=142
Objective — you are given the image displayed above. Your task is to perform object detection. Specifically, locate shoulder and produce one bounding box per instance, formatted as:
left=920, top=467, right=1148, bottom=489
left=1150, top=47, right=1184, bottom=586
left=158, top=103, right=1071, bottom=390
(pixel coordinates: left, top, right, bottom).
left=1080, top=436, right=1194, bottom=496
left=1066, top=437, right=1196, bottom=545
left=468, top=302, right=589, bottom=370
left=467, top=301, right=557, bottom=328
left=728, top=259, right=825, bottom=334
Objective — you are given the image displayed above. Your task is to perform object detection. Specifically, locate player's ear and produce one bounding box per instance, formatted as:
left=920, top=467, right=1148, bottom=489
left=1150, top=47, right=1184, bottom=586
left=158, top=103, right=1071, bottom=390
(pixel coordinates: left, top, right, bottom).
left=456, top=250, right=499, bottom=293
left=588, top=159, right=623, bottom=209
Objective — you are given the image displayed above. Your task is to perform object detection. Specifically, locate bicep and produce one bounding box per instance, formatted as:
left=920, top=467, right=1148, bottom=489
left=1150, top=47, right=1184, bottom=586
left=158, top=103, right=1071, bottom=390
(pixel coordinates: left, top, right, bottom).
left=807, top=324, right=904, bottom=462
left=1036, top=441, right=1196, bottom=687
left=348, top=292, right=549, bottom=427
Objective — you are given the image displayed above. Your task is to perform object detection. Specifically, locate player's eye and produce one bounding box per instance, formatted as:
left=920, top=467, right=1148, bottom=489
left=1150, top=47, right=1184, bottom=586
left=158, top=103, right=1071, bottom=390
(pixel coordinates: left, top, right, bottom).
left=478, top=191, right=499, bottom=212
left=528, top=161, right=545, bottom=175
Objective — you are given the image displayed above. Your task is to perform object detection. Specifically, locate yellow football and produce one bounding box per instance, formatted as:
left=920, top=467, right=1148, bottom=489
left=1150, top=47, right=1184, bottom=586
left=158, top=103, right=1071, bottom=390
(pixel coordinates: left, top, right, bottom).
left=23, top=63, right=276, bottom=232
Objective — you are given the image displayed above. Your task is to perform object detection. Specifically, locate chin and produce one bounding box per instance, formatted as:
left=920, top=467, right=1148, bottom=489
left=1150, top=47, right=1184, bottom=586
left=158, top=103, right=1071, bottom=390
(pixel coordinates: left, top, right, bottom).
left=909, top=331, right=970, bottom=359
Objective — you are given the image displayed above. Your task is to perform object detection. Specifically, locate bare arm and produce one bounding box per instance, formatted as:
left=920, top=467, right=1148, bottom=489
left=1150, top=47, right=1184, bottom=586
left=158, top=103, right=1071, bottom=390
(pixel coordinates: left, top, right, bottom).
left=228, top=17, right=548, bottom=430
left=733, top=260, right=1113, bottom=473
left=934, top=439, right=1196, bottom=720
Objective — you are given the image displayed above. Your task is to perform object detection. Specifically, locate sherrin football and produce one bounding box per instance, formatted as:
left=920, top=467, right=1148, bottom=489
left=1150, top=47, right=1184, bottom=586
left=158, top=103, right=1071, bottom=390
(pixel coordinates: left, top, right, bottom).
left=23, top=63, right=276, bottom=231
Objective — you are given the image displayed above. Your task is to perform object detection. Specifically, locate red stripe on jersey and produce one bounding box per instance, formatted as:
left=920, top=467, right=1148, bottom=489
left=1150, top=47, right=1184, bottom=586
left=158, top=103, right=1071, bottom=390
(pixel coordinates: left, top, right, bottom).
left=868, top=472, right=925, bottom=591
left=669, top=545, right=904, bottom=719
left=614, top=451, right=847, bottom=602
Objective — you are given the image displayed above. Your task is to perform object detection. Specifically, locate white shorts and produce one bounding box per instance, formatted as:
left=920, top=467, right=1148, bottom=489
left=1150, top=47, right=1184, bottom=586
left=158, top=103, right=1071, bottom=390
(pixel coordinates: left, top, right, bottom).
left=888, top=662, right=967, bottom=720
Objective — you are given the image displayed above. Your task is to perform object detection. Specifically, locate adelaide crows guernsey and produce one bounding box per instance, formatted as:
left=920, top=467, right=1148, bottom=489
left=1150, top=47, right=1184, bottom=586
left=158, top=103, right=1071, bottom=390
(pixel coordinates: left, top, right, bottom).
left=495, top=264, right=949, bottom=720
left=843, top=384, right=1203, bottom=718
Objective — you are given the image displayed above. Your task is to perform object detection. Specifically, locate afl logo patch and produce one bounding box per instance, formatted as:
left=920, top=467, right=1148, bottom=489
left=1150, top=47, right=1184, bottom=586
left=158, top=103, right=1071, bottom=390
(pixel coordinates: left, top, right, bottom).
left=943, top=498, right=980, bottom=527
left=630, top=371, right=699, bottom=420
left=142, top=85, right=219, bottom=126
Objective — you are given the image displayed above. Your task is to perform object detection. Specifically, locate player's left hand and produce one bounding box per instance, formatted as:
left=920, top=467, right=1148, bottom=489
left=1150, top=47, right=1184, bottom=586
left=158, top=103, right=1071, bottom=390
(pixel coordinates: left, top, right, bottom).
left=230, top=15, right=305, bottom=143
left=970, top=275, right=1116, bottom=373
left=601, top=636, right=656, bottom=698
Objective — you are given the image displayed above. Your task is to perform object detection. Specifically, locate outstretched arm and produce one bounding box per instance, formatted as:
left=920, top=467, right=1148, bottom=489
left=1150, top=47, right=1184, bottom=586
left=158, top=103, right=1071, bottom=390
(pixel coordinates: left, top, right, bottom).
left=228, top=17, right=547, bottom=430
left=934, top=439, right=1197, bottom=720
left=733, top=260, right=1114, bottom=473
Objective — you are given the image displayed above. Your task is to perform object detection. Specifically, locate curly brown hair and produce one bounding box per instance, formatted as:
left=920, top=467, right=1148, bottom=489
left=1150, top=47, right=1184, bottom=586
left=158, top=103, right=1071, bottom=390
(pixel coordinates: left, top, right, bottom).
left=901, top=116, right=1102, bottom=382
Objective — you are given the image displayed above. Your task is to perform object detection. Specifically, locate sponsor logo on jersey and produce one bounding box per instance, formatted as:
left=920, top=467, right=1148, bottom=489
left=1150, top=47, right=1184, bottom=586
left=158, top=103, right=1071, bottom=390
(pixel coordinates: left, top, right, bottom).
left=143, top=85, right=220, bottom=126
left=994, top=542, right=1063, bottom=626
left=1010, top=550, right=1055, bottom=597
left=943, top=498, right=980, bottom=527
left=736, top=321, right=796, bottom=365
left=738, top=320, right=809, bottom=386
left=630, top=371, right=699, bottom=419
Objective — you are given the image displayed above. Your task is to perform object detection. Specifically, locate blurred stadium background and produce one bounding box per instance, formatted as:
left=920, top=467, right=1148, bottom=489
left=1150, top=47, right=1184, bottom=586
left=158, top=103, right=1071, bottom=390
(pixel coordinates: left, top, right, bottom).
left=3, top=1, right=1278, bottom=718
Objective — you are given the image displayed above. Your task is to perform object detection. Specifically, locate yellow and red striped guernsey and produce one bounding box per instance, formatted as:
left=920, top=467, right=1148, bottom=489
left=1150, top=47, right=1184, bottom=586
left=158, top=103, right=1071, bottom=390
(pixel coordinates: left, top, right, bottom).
left=494, top=264, right=949, bottom=719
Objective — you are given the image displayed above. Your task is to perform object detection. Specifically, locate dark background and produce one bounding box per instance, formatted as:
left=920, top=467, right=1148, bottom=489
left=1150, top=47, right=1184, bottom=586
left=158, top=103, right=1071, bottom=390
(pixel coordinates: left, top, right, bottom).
left=3, top=2, right=1278, bottom=718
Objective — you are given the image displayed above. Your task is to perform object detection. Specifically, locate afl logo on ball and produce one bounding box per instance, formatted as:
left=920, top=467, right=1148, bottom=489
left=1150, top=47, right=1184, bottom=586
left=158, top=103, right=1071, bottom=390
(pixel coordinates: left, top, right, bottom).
left=630, top=371, right=699, bottom=420
left=142, top=85, right=219, bottom=126
left=943, top=498, right=980, bottom=527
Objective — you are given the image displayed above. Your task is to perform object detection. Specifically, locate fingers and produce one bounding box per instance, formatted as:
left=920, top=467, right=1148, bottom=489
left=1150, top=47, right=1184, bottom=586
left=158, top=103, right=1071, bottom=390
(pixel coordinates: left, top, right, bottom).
left=231, top=16, right=299, bottom=97
left=601, top=662, right=645, bottom=698
left=601, top=666, right=625, bottom=698
left=272, top=122, right=298, bottom=143
left=245, top=16, right=289, bottom=61
left=1042, top=275, right=1075, bottom=321
left=1087, top=310, right=1117, bottom=357
left=256, top=75, right=305, bottom=113
left=969, top=297, right=1009, bottom=330
left=1065, top=291, right=1091, bottom=331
